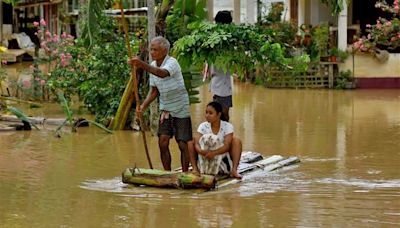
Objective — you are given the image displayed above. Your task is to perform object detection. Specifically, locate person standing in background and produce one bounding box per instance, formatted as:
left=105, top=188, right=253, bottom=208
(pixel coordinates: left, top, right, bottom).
left=209, top=10, right=234, bottom=121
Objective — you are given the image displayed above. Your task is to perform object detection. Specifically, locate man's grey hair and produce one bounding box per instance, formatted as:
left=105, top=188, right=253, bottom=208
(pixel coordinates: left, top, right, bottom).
left=152, top=36, right=170, bottom=52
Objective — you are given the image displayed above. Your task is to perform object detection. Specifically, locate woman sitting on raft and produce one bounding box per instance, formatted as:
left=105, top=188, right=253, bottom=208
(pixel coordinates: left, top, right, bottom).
left=189, top=101, right=242, bottom=179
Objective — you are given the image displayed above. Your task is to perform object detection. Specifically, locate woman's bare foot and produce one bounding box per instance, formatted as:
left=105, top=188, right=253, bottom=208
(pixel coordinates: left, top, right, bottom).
left=230, top=171, right=242, bottom=179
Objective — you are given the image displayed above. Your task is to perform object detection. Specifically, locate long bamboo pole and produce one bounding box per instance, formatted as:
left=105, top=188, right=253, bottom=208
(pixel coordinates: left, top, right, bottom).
left=116, top=2, right=153, bottom=169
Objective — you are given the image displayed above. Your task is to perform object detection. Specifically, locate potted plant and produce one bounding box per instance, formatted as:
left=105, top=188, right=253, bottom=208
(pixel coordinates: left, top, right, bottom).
left=329, top=47, right=339, bottom=62
left=312, top=23, right=330, bottom=61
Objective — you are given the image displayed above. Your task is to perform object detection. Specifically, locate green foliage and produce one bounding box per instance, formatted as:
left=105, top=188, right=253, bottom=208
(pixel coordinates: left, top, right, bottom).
left=172, top=21, right=309, bottom=82
left=165, top=0, right=207, bottom=104
left=80, top=0, right=109, bottom=48
left=182, top=70, right=202, bottom=104
left=0, top=67, right=6, bottom=85
left=312, top=23, right=330, bottom=56
left=2, top=0, right=20, bottom=5
left=354, top=1, right=400, bottom=53
left=173, top=22, right=264, bottom=76
left=335, top=70, right=353, bottom=89
left=77, top=37, right=133, bottom=122
left=56, top=92, right=113, bottom=135
left=264, top=22, right=298, bottom=47
left=262, top=2, right=284, bottom=24
left=57, top=92, right=73, bottom=126
left=337, top=49, right=349, bottom=61
left=166, top=0, right=207, bottom=45
left=329, top=47, right=349, bottom=61
left=47, top=15, right=136, bottom=122
left=320, top=0, right=350, bottom=16
left=7, top=106, right=40, bottom=130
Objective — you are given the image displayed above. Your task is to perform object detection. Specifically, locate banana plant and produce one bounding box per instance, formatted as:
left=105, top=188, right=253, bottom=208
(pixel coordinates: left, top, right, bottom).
left=56, top=92, right=112, bottom=136
left=2, top=0, right=21, bottom=5
left=320, top=0, right=350, bottom=16
left=7, top=106, right=40, bottom=130
left=80, top=0, right=109, bottom=48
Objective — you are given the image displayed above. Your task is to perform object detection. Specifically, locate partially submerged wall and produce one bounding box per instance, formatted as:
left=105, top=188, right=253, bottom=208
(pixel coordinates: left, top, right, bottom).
left=341, top=53, right=400, bottom=88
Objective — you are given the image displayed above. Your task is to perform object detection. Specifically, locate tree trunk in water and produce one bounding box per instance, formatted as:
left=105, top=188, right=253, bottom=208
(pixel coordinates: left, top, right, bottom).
left=122, top=168, right=216, bottom=190
left=111, top=75, right=136, bottom=130
left=111, top=4, right=138, bottom=130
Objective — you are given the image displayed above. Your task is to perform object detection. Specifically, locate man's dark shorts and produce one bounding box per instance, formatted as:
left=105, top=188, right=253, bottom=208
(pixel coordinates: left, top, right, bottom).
left=158, top=116, right=192, bottom=142
left=213, top=95, right=232, bottom=108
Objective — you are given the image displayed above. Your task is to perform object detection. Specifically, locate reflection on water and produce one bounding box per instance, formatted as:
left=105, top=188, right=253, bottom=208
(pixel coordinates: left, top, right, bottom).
left=1, top=77, right=400, bottom=227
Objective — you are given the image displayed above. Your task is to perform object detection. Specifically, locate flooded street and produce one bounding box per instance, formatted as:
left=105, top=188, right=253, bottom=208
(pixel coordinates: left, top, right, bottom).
left=1, top=69, right=400, bottom=227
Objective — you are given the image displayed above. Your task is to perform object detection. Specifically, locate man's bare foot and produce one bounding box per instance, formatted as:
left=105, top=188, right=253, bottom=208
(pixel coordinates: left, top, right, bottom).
left=230, top=171, right=242, bottom=179
left=191, top=169, right=201, bottom=176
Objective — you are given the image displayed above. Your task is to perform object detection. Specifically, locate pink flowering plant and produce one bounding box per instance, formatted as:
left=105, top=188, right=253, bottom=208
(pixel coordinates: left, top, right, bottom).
left=32, top=19, right=77, bottom=99
left=354, top=0, right=400, bottom=53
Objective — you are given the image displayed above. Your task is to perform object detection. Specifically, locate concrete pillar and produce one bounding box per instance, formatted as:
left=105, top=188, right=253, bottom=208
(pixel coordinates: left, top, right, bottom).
left=246, top=0, right=256, bottom=24
left=233, top=0, right=241, bottom=24
left=309, top=0, right=319, bottom=26
left=298, top=0, right=306, bottom=27
left=338, top=0, right=348, bottom=50
left=207, top=0, right=214, bottom=22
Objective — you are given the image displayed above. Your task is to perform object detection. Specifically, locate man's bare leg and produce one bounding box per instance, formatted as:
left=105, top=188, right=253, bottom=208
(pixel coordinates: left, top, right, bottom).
left=178, top=140, right=190, bottom=172
left=222, top=106, right=230, bottom=122
left=187, top=140, right=200, bottom=174
left=159, top=135, right=171, bottom=170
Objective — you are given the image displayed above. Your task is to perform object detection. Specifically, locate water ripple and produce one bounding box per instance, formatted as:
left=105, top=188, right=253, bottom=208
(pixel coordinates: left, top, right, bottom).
left=316, top=178, right=400, bottom=189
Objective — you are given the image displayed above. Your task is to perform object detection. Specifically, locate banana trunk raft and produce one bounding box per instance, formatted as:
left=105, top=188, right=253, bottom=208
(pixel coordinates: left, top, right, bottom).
left=121, top=152, right=300, bottom=190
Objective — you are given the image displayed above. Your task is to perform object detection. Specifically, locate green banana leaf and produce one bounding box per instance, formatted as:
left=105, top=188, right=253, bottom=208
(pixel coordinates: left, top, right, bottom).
left=7, top=106, right=40, bottom=130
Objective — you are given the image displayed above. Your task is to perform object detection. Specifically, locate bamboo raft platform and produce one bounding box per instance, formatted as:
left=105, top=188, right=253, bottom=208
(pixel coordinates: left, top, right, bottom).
left=122, top=152, right=300, bottom=190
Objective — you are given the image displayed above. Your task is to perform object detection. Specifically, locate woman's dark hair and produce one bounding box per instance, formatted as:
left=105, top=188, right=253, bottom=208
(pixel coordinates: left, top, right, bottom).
left=215, top=10, right=232, bottom=24
left=207, top=101, right=228, bottom=121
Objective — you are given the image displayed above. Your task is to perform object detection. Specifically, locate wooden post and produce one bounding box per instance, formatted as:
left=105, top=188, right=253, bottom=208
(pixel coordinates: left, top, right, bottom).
left=328, top=64, right=334, bottom=89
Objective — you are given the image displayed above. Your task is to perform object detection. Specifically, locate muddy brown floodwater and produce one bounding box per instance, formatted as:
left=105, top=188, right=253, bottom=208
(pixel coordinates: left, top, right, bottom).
left=1, top=64, right=399, bottom=227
